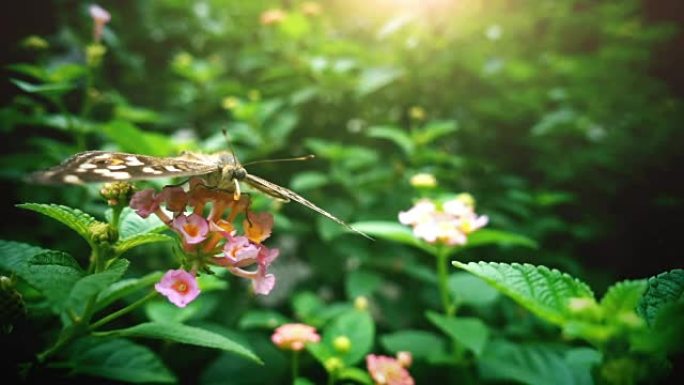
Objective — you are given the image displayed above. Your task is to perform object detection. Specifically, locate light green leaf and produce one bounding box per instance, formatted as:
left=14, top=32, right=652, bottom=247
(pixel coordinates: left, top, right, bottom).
left=464, top=229, right=538, bottom=250
left=637, top=269, right=684, bottom=326
left=113, top=207, right=167, bottom=239
left=336, top=367, right=373, bottom=384
left=17, top=203, right=97, bottom=247
left=356, top=67, right=403, bottom=96
left=115, top=233, right=173, bottom=256
left=66, top=259, right=129, bottom=314
left=66, top=337, right=175, bottom=383
left=380, top=330, right=448, bottom=361
left=238, top=310, right=289, bottom=330
left=102, top=120, right=176, bottom=156
left=309, top=309, right=375, bottom=366
left=426, top=312, right=490, bottom=356
left=366, top=126, right=414, bottom=156
left=348, top=221, right=437, bottom=254
left=413, top=120, right=458, bottom=145
left=10, top=78, right=76, bottom=95
left=453, top=261, right=595, bottom=326
left=95, top=271, right=163, bottom=311
left=478, top=339, right=600, bottom=385
left=98, top=322, right=260, bottom=363
left=600, top=279, right=647, bottom=316
left=289, top=171, right=330, bottom=191
left=448, top=272, right=500, bottom=306
left=0, top=240, right=83, bottom=311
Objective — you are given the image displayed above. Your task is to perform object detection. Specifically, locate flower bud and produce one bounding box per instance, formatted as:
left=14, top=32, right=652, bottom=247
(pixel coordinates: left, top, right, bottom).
left=324, top=357, right=344, bottom=373
left=333, top=335, right=351, bottom=353
left=89, top=221, right=118, bottom=245
left=410, top=173, right=437, bottom=188
left=354, top=296, right=368, bottom=311
left=100, top=182, right=135, bottom=207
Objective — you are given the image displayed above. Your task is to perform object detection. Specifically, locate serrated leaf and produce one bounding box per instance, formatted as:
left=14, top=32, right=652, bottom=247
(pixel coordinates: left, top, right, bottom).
left=380, top=330, right=448, bottom=360
left=66, top=337, right=175, bottom=383
left=637, top=269, right=684, bottom=326
left=66, top=259, right=129, bottom=314
left=348, top=221, right=437, bottom=254
left=453, top=262, right=594, bottom=326
left=18, top=203, right=97, bottom=246
left=238, top=310, right=289, bottom=330
left=464, top=229, right=538, bottom=250
left=366, top=126, right=414, bottom=156
left=99, top=322, right=260, bottom=363
left=111, top=207, right=167, bottom=239
left=426, top=312, right=490, bottom=356
left=95, top=271, right=163, bottom=312
left=0, top=240, right=84, bottom=311
left=600, top=279, right=647, bottom=316
left=478, top=339, right=601, bottom=385
left=115, top=233, right=173, bottom=256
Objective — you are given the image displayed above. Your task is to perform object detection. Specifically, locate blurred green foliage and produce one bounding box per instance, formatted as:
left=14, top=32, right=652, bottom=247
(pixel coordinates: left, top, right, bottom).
left=1, top=0, right=683, bottom=384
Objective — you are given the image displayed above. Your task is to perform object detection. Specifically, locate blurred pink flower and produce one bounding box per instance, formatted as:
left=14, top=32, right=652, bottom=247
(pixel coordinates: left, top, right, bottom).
left=398, top=199, right=436, bottom=226
left=223, top=236, right=259, bottom=265
left=129, top=188, right=159, bottom=218
left=158, top=186, right=188, bottom=214
left=155, top=269, right=200, bottom=307
left=252, top=272, right=276, bottom=295
left=271, top=323, right=320, bottom=351
left=173, top=213, right=209, bottom=244
left=89, top=4, right=111, bottom=42
left=366, top=354, right=414, bottom=385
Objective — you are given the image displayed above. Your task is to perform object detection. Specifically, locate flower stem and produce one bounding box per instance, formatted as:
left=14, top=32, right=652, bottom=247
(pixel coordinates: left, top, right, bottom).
left=291, top=350, right=300, bottom=384
left=436, top=248, right=455, bottom=317
left=89, top=291, right=158, bottom=331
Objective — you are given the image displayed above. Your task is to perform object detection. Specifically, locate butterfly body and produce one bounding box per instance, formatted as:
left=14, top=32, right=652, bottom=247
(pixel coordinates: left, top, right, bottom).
left=29, top=150, right=370, bottom=238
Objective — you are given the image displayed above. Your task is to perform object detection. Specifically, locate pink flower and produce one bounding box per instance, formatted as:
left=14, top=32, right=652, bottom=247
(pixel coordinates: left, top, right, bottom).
left=223, top=236, right=260, bottom=265
left=173, top=213, right=209, bottom=244
left=244, top=212, right=274, bottom=244
left=413, top=214, right=467, bottom=246
left=155, top=269, right=200, bottom=307
left=158, top=186, right=188, bottom=214
left=366, top=354, right=414, bottom=385
left=252, top=272, right=276, bottom=295
left=271, top=323, right=320, bottom=351
left=398, top=200, right=436, bottom=226
left=89, top=4, right=111, bottom=42
left=130, top=188, right=159, bottom=218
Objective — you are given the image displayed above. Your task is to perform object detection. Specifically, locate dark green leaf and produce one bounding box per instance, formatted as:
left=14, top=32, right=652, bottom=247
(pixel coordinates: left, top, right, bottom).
left=95, top=271, right=163, bottom=311
left=448, top=272, right=500, bottom=306
left=345, top=270, right=383, bottom=300
left=367, top=126, right=414, bottom=156
left=238, top=310, right=289, bottom=330
left=380, top=330, right=448, bottom=361
left=464, top=229, right=538, bottom=250
left=637, top=269, right=684, bottom=326
left=10, top=78, right=76, bottom=95
left=17, top=203, right=97, bottom=247
left=66, top=259, right=129, bottom=314
left=426, top=312, right=490, bottom=356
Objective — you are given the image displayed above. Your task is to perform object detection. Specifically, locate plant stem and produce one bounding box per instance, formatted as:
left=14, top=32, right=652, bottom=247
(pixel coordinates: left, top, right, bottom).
left=436, top=248, right=455, bottom=317
left=89, top=291, right=157, bottom=331
left=291, top=350, right=300, bottom=384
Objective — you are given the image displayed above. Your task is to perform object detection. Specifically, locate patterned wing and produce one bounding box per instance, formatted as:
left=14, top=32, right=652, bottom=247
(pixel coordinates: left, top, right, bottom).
left=244, top=173, right=371, bottom=239
left=28, top=151, right=218, bottom=184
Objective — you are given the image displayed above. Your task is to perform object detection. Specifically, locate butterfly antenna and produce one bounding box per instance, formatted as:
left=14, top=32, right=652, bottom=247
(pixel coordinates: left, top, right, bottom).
left=221, top=127, right=239, bottom=166
left=243, top=154, right=315, bottom=167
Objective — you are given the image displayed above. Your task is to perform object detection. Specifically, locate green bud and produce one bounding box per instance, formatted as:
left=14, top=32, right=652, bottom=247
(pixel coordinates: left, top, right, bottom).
left=333, top=336, right=351, bottom=353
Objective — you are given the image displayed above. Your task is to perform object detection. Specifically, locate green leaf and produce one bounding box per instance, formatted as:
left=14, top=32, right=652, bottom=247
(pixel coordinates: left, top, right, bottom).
left=238, top=310, right=289, bottom=330
left=356, top=67, right=403, bottom=96
left=637, top=269, right=684, bottom=326
left=453, top=262, right=595, bottom=326
left=99, top=322, right=261, bottom=363
left=600, top=279, right=647, bottom=316
left=366, top=126, right=414, bottom=156
left=426, top=312, right=490, bottom=356
left=289, top=171, right=330, bottom=191
left=309, top=309, right=375, bottom=366
left=95, top=271, right=163, bottom=311
left=380, top=330, right=448, bottom=361
left=348, top=221, right=437, bottom=254
left=17, top=203, right=97, bottom=247
left=464, top=229, right=538, bottom=250
left=113, top=207, right=167, bottom=239
left=413, top=120, right=458, bottom=145
left=115, top=233, right=173, bottom=256
left=0, top=240, right=83, bottom=311
left=345, top=270, right=383, bottom=300
left=66, top=259, right=129, bottom=314
left=292, top=291, right=326, bottom=326
left=66, top=337, right=175, bottom=383
left=336, top=367, right=373, bottom=384
left=448, top=272, right=500, bottom=306
left=10, top=78, right=76, bottom=95
left=102, top=120, right=176, bottom=156
left=478, top=339, right=601, bottom=385
left=145, top=295, right=219, bottom=324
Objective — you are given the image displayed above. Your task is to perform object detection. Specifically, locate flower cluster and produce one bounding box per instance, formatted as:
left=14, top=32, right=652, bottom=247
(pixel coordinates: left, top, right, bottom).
left=399, top=193, right=488, bottom=246
left=271, top=323, right=321, bottom=351
left=130, top=177, right=280, bottom=307
left=366, top=352, right=414, bottom=385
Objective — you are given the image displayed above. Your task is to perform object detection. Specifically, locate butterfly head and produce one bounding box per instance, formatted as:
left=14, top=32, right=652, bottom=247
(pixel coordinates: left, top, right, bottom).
left=222, top=165, right=247, bottom=181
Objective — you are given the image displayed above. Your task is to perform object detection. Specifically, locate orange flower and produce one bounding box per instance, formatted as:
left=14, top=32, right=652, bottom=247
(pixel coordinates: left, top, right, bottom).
left=243, top=211, right=274, bottom=243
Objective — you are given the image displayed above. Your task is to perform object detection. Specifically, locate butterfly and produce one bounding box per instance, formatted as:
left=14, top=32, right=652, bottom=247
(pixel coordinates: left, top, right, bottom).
left=29, top=150, right=370, bottom=239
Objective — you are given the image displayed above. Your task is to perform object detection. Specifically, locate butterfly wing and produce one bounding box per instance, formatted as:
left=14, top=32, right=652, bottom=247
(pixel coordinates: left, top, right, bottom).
left=28, top=151, right=218, bottom=184
left=244, top=173, right=371, bottom=239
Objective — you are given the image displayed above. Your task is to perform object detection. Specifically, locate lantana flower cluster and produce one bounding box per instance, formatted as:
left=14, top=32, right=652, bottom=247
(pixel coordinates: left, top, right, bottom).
left=366, top=352, right=414, bottom=385
left=130, top=177, right=279, bottom=307
left=271, top=323, right=321, bottom=351
left=399, top=193, right=488, bottom=246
